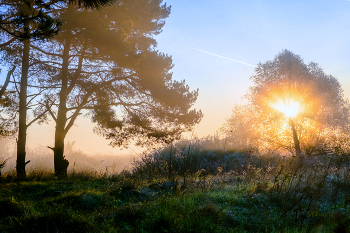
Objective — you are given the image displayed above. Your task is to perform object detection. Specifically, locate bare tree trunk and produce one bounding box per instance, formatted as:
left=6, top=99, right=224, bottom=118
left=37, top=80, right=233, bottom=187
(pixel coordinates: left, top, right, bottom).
left=54, top=35, right=72, bottom=178
left=16, top=38, right=30, bottom=179
left=290, top=117, right=302, bottom=158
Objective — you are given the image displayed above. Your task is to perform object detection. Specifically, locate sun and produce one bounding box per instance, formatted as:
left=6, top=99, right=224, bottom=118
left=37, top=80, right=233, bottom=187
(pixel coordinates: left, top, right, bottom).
left=273, top=101, right=299, bottom=117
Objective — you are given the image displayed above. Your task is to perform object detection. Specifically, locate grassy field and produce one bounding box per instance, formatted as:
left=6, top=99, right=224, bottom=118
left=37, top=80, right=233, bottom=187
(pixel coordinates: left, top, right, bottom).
left=1, top=151, right=350, bottom=233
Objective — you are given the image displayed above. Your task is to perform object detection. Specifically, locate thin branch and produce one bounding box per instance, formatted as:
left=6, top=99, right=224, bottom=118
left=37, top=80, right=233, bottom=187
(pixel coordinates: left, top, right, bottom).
left=46, top=101, right=57, bottom=122
left=0, top=25, right=18, bottom=38
left=67, top=47, right=85, bottom=95
left=10, top=81, right=61, bottom=89
left=64, top=93, right=92, bottom=135
left=0, top=37, right=16, bottom=47
left=27, top=90, right=45, bottom=107
left=27, top=109, right=49, bottom=127
left=12, top=75, right=20, bottom=95
left=68, top=101, right=146, bottom=110
left=0, top=66, right=15, bottom=99
left=30, top=44, right=63, bottom=58
left=27, top=103, right=41, bottom=109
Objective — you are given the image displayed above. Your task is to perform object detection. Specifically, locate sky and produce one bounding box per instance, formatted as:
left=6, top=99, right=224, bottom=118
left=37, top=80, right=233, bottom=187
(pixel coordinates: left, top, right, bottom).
left=1, top=0, right=350, bottom=155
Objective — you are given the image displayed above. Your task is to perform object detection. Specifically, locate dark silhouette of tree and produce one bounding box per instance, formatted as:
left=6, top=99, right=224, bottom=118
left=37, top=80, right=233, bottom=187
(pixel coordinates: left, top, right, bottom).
left=33, top=1, right=202, bottom=178
left=0, top=0, right=116, bottom=178
left=0, top=0, right=62, bottom=179
left=68, top=0, right=115, bottom=8
left=225, top=50, right=350, bottom=157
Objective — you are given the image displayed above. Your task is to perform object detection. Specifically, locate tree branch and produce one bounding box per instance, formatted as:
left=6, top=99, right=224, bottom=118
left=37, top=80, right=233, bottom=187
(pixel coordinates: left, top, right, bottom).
left=64, top=94, right=91, bottom=136
left=46, top=101, right=57, bottom=122
left=10, top=81, right=61, bottom=89
left=30, top=44, right=63, bottom=58
left=0, top=66, right=15, bottom=99
left=27, top=109, right=49, bottom=128
left=67, top=48, right=85, bottom=95
left=12, top=75, right=20, bottom=95
left=0, top=25, right=19, bottom=38
left=0, top=37, right=16, bottom=47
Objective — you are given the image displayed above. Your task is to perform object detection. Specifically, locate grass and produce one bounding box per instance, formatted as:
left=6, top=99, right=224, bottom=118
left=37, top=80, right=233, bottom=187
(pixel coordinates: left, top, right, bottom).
left=1, top=151, right=350, bottom=232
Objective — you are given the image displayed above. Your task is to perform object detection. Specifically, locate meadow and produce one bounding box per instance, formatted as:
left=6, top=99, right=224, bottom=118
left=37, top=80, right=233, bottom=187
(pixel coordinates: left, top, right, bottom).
left=1, top=137, right=350, bottom=233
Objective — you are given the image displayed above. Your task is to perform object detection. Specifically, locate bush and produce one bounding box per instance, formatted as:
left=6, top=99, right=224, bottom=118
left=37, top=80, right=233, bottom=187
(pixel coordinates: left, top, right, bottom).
left=132, top=136, right=250, bottom=181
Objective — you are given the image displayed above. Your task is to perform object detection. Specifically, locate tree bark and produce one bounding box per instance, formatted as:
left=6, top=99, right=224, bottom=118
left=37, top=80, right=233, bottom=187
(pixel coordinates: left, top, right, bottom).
left=16, top=38, right=30, bottom=179
left=54, top=35, right=72, bottom=178
left=290, top=117, right=302, bottom=158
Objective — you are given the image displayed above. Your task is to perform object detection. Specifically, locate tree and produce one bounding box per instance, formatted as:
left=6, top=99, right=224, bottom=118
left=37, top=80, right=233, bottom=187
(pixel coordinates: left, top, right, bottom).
left=226, top=50, right=350, bottom=156
left=33, top=0, right=202, bottom=178
left=0, top=0, right=63, bottom=178
left=220, top=104, right=259, bottom=152
left=0, top=0, right=116, bottom=178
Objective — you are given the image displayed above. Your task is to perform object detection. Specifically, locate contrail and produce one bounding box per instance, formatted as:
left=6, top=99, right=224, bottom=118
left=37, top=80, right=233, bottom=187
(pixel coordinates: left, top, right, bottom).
left=194, top=48, right=256, bottom=67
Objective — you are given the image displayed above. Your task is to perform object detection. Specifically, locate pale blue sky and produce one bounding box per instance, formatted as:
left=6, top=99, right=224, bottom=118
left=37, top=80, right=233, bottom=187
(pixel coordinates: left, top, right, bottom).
left=1, top=0, right=350, bottom=154
left=155, top=0, right=350, bottom=137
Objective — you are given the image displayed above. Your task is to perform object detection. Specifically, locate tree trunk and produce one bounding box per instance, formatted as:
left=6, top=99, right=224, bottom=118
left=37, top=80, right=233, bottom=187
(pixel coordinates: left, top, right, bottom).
left=54, top=35, right=72, bottom=178
left=16, top=38, right=30, bottom=179
left=290, top=117, right=302, bottom=158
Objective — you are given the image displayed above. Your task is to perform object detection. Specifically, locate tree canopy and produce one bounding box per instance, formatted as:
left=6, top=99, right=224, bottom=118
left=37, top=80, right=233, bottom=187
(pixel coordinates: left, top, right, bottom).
left=223, top=50, right=350, bottom=156
left=0, top=0, right=202, bottom=178
left=20, top=0, right=202, bottom=177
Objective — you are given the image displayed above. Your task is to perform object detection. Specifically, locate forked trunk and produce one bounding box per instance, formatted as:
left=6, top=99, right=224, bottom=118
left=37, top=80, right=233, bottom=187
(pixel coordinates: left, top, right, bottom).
left=54, top=35, right=72, bottom=178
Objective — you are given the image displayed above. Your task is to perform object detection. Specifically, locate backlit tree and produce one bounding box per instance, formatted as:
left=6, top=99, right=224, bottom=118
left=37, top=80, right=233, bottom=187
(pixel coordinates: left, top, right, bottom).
left=225, top=50, right=350, bottom=156
left=33, top=0, right=202, bottom=177
left=0, top=0, right=116, bottom=178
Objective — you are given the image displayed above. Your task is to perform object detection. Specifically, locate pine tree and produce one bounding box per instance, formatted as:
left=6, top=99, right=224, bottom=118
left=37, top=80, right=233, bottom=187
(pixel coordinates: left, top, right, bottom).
left=0, top=0, right=116, bottom=178
left=33, top=1, right=202, bottom=177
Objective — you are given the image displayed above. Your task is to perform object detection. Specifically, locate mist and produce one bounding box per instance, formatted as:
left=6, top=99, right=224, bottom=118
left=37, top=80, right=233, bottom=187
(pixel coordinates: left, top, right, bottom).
left=0, top=137, right=134, bottom=176
left=1, top=0, right=350, bottom=232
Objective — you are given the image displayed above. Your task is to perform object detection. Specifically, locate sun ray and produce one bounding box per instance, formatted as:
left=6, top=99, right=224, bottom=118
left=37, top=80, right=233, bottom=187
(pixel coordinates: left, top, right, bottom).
left=273, top=101, right=299, bottom=117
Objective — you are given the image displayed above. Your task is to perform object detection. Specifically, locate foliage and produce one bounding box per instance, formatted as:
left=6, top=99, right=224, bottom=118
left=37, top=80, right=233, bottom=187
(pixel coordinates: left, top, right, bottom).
left=19, top=0, right=202, bottom=177
left=224, top=50, right=350, bottom=156
left=0, top=0, right=202, bottom=178
left=220, top=104, right=260, bottom=152
left=132, top=136, right=248, bottom=181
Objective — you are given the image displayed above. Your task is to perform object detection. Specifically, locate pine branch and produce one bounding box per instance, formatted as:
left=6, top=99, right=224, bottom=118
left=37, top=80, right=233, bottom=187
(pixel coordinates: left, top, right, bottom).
left=27, top=109, right=48, bottom=127
left=0, top=37, right=16, bottom=47
left=30, top=44, right=63, bottom=58
left=0, top=66, right=15, bottom=99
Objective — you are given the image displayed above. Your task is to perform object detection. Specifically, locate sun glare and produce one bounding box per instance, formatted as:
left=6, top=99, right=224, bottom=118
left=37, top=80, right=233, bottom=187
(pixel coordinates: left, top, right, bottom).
left=273, top=101, right=299, bottom=117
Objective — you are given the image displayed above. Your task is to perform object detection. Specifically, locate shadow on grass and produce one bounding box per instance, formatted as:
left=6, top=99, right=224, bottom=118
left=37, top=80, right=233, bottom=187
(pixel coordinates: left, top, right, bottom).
left=50, top=193, right=101, bottom=211
left=10, top=212, right=94, bottom=233
left=0, top=198, right=24, bottom=220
